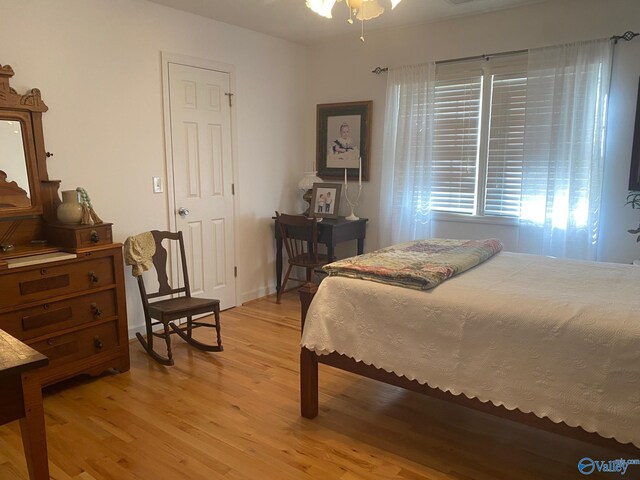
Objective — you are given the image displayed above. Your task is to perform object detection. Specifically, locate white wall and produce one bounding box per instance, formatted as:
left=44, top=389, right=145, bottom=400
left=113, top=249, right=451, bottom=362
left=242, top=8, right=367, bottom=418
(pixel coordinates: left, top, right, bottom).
left=306, top=0, right=640, bottom=263
left=1, top=0, right=307, bottom=332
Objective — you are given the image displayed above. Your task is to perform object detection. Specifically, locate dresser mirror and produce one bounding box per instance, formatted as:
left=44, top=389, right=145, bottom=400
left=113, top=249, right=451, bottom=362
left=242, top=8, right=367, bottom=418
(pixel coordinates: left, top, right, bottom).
left=0, top=118, right=32, bottom=207
left=0, top=64, right=49, bottom=221
left=0, top=63, right=129, bottom=389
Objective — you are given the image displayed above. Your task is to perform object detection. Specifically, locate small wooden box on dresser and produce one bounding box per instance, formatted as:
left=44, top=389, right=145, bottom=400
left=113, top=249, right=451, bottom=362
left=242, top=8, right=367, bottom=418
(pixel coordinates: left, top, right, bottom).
left=0, top=64, right=129, bottom=387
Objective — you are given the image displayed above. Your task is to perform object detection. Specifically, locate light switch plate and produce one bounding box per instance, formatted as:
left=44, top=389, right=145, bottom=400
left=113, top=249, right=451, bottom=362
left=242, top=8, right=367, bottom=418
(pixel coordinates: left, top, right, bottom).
left=153, top=176, right=163, bottom=193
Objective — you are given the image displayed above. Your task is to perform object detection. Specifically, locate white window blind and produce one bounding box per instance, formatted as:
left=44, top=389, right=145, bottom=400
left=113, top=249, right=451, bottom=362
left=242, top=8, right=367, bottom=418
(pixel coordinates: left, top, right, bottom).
left=431, top=65, right=482, bottom=214
left=484, top=71, right=527, bottom=217
left=430, top=54, right=529, bottom=217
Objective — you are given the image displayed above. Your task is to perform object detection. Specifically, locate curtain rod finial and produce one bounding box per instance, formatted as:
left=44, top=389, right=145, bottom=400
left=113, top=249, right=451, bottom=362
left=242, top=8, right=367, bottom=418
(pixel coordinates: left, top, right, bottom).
left=612, top=30, right=639, bottom=44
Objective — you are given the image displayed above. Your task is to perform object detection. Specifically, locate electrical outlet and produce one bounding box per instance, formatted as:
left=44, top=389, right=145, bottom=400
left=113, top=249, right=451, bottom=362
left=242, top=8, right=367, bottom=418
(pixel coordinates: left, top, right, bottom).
left=153, top=176, right=163, bottom=193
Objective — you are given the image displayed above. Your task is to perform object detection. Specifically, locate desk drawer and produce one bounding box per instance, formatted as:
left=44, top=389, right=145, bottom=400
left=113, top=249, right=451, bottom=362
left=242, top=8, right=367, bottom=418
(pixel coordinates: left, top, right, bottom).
left=29, top=321, right=119, bottom=366
left=0, top=256, right=115, bottom=308
left=0, top=289, right=117, bottom=340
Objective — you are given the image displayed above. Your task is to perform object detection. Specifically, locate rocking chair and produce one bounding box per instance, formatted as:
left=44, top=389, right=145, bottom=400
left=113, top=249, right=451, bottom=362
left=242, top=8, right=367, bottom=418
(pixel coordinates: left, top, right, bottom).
left=135, top=230, right=222, bottom=366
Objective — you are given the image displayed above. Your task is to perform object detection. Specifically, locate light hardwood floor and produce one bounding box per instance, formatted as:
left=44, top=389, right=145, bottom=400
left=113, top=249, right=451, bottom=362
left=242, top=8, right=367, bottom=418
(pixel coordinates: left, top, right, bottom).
left=0, top=291, right=629, bottom=479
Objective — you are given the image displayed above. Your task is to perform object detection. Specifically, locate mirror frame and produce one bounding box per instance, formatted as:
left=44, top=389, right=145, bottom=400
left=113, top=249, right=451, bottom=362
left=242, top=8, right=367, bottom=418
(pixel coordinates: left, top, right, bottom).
left=0, top=110, right=40, bottom=215
left=0, top=64, right=48, bottom=219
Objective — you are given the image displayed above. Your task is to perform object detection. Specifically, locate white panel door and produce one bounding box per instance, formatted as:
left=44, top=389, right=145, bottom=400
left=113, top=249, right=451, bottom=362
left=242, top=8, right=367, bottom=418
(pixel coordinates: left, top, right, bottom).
left=168, top=62, right=236, bottom=309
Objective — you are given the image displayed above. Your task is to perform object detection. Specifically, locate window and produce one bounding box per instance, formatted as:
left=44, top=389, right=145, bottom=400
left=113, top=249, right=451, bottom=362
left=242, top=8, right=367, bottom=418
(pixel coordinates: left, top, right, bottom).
left=431, top=54, right=528, bottom=217
left=381, top=40, right=612, bottom=259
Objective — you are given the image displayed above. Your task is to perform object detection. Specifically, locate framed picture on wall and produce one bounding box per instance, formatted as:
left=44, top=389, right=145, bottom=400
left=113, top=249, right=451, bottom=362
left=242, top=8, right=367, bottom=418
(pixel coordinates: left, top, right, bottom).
left=309, top=182, right=342, bottom=219
left=629, top=77, right=640, bottom=191
left=316, top=101, right=372, bottom=182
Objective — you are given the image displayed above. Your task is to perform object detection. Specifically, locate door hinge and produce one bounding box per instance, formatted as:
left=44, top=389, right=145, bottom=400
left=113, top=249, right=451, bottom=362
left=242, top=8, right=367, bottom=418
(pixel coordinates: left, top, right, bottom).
left=231, top=183, right=235, bottom=195
left=225, top=92, right=234, bottom=107
left=234, top=266, right=238, bottom=277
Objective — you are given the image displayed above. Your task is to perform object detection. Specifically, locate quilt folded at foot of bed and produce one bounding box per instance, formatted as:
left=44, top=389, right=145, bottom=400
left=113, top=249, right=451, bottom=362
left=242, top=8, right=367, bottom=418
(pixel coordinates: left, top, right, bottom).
left=323, top=238, right=503, bottom=290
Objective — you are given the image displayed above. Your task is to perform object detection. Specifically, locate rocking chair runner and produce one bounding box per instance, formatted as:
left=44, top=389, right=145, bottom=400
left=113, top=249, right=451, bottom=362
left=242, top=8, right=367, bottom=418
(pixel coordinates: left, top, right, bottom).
left=134, top=230, right=222, bottom=366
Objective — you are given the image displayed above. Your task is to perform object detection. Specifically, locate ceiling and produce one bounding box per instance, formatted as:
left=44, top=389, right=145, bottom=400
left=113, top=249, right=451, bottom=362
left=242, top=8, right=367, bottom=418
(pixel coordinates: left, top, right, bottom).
left=146, top=0, right=548, bottom=44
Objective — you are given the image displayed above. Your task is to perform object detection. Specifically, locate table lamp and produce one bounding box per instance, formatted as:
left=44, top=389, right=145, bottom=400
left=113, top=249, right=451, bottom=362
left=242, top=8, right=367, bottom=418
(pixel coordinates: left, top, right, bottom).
left=298, top=171, right=323, bottom=216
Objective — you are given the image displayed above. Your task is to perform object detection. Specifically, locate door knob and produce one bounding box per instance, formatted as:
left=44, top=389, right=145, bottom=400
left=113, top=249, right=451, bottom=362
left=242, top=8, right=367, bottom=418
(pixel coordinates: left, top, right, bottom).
left=178, top=207, right=190, bottom=217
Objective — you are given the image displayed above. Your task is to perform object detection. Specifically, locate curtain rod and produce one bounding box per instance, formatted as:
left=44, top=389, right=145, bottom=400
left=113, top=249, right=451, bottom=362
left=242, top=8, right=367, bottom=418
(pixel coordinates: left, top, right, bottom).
left=372, top=48, right=526, bottom=74
left=372, top=30, right=640, bottom=74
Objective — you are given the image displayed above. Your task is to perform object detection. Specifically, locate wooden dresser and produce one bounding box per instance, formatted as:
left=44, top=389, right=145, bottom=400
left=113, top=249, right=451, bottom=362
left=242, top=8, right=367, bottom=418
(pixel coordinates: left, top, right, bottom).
left=0, top=245, right=129, bottom=385
left=0, top=64, right=129, bottom=386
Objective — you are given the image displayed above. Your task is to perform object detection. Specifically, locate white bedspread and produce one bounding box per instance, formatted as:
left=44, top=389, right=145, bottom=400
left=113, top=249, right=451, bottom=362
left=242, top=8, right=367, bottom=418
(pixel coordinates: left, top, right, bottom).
left=301, top=252, right=640, bottom=447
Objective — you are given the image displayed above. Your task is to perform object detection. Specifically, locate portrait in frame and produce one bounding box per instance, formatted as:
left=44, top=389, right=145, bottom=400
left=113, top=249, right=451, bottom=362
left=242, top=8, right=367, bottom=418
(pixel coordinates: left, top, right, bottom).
left=309, top=182, right=342, bottom=219
left=316, top=101, right=372, bottom=182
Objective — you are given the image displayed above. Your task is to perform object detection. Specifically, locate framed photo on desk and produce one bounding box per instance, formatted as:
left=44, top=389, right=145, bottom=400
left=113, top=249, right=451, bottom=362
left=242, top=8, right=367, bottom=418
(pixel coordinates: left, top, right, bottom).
left=309, top=182, right=342, bottom=219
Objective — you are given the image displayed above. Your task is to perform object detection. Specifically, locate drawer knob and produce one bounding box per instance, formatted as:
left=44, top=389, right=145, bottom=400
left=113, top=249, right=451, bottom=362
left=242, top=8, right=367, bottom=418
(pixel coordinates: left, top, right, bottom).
left=94, top=337, right=103, bottom=349
left=47, top=338, right=55, bottom=346
left=90, top=230, right=100, bottom=243
left=88, top=271, right=99, bottom=284
left=90, top=303, right=102, bottom=317
left=40, top=268, right=48, bottom=275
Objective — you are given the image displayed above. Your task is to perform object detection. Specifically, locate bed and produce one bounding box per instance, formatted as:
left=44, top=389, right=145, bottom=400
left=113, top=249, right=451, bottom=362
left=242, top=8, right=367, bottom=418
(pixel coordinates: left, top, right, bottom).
left=299, top=247, right=640, bottom=451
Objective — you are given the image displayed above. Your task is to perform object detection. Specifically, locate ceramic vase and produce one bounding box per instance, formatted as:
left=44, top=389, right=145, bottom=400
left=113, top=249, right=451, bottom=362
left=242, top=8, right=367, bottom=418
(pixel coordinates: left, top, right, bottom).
left=57, top=190, right=83, bottom=224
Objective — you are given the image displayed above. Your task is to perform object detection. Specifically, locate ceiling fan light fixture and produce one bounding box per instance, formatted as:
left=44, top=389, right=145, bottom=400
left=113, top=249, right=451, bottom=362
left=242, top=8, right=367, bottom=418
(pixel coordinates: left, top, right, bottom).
left=305, top=0, right=404, bottom=41
left=306, top=0, right=337, bottom=18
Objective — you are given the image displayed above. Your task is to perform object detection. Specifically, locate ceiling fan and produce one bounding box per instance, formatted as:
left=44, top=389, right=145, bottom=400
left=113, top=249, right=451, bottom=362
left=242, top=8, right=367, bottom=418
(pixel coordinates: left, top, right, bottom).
left=306, top=0, right=404, bottom=41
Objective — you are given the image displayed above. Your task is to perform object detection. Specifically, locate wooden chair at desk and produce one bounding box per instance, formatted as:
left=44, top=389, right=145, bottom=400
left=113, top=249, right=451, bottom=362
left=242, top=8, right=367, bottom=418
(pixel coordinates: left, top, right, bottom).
left=275, top=212, right=328, bottom=304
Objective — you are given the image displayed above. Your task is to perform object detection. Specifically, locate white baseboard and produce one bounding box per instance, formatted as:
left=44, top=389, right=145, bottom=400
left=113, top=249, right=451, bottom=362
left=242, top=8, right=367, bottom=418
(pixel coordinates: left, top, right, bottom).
left=128, top=323, right=147, bottom=340
left=240, top=284, right=275, bottom=304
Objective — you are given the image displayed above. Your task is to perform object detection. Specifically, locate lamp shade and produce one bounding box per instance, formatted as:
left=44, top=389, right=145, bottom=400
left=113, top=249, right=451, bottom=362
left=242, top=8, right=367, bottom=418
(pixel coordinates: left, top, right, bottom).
left=298, top=171, right=323, bottom=191
left=346, top=0, right=385, bottom=20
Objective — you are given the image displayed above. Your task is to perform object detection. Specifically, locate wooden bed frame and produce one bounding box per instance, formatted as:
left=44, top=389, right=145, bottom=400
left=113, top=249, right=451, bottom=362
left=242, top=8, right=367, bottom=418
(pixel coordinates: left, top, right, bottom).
left=298, top=282, right=639, bottom=454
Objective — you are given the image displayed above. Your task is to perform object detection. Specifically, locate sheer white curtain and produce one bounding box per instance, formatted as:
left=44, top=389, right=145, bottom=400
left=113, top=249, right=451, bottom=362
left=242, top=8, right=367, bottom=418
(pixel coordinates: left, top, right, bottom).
left=518, top=39, right=613, bottom=260
left=379, top=63, right=436, bottom=247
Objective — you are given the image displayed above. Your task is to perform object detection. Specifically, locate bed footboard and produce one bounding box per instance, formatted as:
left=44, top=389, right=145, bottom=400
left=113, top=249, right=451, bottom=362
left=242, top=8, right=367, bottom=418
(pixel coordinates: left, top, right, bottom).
left=299, top=282, right=319, bottom=419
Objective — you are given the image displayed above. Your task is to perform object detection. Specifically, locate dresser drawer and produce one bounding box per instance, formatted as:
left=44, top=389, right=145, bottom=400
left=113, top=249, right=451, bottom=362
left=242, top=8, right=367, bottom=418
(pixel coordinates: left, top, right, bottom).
left=77, top=224, right=113, bottom=248
left=0, top=256, right=115, bottom=308
left=0, top=289, right=117, bottom=341
left=45, top=223, right=113, bottom=249
left=29, top=321, right=119, bottom=366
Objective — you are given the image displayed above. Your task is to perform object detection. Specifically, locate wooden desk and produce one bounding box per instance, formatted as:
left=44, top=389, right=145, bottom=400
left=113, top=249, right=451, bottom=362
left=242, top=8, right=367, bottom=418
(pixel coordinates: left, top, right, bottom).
left=274, top=216, right=367, bottom=294
left=0, top=329, right=49, bottom=480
